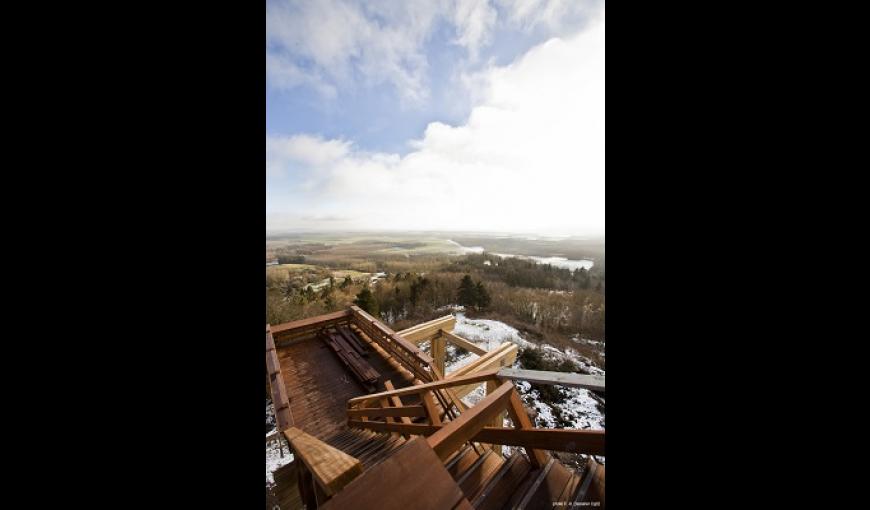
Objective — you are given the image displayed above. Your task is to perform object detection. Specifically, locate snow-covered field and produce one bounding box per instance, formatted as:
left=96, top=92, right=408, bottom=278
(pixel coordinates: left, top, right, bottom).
left=445, top=310, right=605, bottom=430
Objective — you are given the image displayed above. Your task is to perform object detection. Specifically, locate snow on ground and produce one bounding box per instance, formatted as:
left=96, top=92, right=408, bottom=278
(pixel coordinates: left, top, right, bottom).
left=266, top=399, right=294, bottom=486
left=446, top=240, right=484, bottom=254
left=438, top=309, right=605, bottom=430
left=266, top=438, right=294, bottom=485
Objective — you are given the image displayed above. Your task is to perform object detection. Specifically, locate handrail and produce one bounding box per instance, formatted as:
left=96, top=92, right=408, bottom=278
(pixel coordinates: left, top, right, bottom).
left=346, top=421, right=605, bottom=456
left=349, top=305, right=435, bottom=381
left=497, top=368, right=605, bottom=392
left=283, top=427, right=364, bottom=499
left=347, top=368, right=500, bottom=407
left=427, top=381, right=515, bottom=460
left=266, top=325, right=294, bottom=430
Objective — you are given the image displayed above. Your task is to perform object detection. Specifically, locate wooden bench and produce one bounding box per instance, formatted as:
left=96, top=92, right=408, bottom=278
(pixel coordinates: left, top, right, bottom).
left=320, top=329, right=380, bottom=390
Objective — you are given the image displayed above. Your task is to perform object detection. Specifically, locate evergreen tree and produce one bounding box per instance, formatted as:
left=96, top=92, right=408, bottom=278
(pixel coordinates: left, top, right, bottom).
left=354, top=287, right=380, bottom=316
left=475, top=281, right=491, bottom=310
left=340, top=275, right=352, bottom=289
left=457, top=274, right=478, bottom=307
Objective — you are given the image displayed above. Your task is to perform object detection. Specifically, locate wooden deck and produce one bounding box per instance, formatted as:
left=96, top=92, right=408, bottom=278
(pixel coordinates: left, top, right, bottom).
left=276, top=329, right=419, bottom=441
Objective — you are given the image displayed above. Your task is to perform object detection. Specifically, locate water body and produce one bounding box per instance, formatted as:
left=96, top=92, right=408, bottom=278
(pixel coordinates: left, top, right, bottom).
left=492, top=252, right=594, bottom=270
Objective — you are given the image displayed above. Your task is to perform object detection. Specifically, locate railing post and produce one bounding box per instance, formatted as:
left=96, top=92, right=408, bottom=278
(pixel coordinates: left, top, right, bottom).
left=506, top=388, right=550, bottom=469
left=485, top=379, right=506, bottom=456
left=432, top=333, right=446, bottom=377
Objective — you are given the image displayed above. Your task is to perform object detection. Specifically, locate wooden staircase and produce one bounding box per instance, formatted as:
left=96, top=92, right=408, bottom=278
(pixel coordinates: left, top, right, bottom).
left=267, top=310, right=604, bottom=510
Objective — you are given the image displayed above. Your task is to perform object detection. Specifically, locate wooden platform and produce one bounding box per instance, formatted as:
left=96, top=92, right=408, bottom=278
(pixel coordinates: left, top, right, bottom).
left=276, top=332, right=419, bottom=441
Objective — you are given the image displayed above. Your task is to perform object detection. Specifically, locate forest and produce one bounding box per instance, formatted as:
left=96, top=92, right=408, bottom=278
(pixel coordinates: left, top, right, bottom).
left=266, top=245, right=606, bottom=350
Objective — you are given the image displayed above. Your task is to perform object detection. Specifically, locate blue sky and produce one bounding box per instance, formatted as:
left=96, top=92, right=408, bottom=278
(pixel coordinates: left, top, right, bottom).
left=266, top=0, right=605, bottom=234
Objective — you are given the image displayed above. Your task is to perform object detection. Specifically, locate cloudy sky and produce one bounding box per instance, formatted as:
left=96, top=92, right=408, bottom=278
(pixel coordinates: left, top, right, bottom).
left=266, top=0, right=605, bottom=235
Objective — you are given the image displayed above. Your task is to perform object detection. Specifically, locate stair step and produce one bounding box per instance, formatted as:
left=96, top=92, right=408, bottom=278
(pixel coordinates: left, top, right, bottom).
left=445, top=445, right=474, bottom=471
left=508, top=457, right=555, bottom=510
left=448, top=449, right=483, bottom=479
left=515, top=459, right=575, bottom=510
left=472, top=453, right=531, bottom=510
left=459, top=451, right=504, bottom=501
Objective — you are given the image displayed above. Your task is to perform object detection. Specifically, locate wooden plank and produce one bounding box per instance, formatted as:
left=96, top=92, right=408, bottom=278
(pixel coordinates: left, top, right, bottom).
left=447, top=343, right=517, bottom=379
left=346, top=421, right=603, bottom=454
left=347, top=368, right=500, bottom=407
left=384, top=380, right=412, bottom=426
left=347, top=405, right=427, bottom=420
left=398, top=315, right=457, bottom=343
left=283, top=427, right=363, bottom=497
left=449, top=344, right=518, bottom=399
left=427, top=381, right=514, bottom=460
left=337, top=326, right=369, bottom=356
left=270, top=309, right=353, bottom=337
left=506, top=390, right=549, bottom=468
left=432, top=335, right=446, bottom=378
left=267, top=327, right=294, bottom=430
left=441, top=330, right=487, bottom=355
left=497, top=368, right=605, bottom=392
left=319, top=437, right=470, bottom=510
left=421, top=391, right=442, bottom=425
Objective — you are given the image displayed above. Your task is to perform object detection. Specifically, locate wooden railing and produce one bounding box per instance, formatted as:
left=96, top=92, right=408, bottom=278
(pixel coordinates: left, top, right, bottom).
left=346, top=369, right=605, bottom=468
left=283, top=427, right=364, bottom=508
left=349, top=305, right=435, bottom=382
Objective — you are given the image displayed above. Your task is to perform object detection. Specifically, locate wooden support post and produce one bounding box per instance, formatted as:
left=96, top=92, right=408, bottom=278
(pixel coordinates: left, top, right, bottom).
left=421, top=391, right=442, bottom=425
left=506, top=389, right=550, bottom=469
left=485, top=379, right=506, bottom=456
left=432, top=334, right=446, bottom=377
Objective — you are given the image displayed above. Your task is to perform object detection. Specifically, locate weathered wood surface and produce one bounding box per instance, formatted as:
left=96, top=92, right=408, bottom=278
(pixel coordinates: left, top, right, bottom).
left=497, top=368, right=605, bottom=392
left=321, top=331, right=380, bottom=387
left=337, top=325, right=369, bottom=357
left=283, top=427, right=364, bottom=497
left=319, top=437, right=471, bottom=510
left=347, top=421, right=604, bottom=456
left=278, top=332, right=417, bottom=441
left=427, top=381, right=515, bottom=460
left=397, top=315, right=456, bottom=343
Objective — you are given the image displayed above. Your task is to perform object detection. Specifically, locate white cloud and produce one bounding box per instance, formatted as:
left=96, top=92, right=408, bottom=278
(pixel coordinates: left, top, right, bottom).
left=267, top=14, right=605, bottom=235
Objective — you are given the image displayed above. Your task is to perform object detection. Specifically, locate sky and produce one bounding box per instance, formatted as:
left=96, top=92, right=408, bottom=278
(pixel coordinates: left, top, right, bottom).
left=266, top=0, right=605, bottom=236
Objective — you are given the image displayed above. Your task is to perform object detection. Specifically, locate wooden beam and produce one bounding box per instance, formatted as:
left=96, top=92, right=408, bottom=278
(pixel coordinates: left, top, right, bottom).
left=267, top=327, right=293, bottom=430
left=506, top=390, right=549, bottom=468
left=270, top=309, right=353, bottom=339
left=347, top=405, right=426, bottom=420
left=283, top=427, right=363, bottom=497
left=347, top=368, right=500, bottom=407
left=421, top=391, right=442, bottom=425
left=347, top=421, right=605, bottom=456
left=384, top=380, right=412, bottom=426
left=485, top=379, right=505, bottom=455
left=398, top=315, right=456, bottom=343
left=447, top=342, right=517, bottom=379
left=427, top=381, right=515, bottom=460
left=448, top=343, right=518, bottom=399
left=497, top=368, right=605, bottom=392
left=432, top=335, right=446, bottom=376
left=441, top=330, right=487, bottom=355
